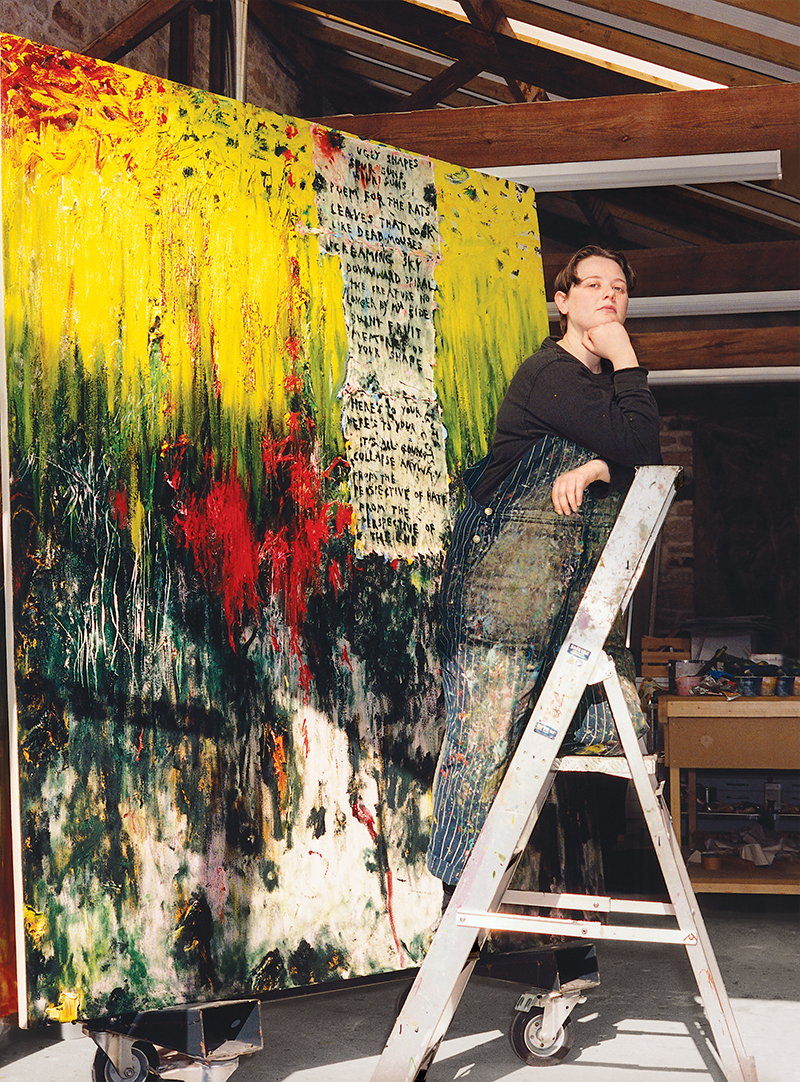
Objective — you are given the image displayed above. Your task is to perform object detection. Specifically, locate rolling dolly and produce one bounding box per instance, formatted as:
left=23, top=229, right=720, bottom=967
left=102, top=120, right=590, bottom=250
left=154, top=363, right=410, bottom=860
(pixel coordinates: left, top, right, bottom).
left=478, top=938, right=601, bottom=1065
left=371, top=465, right=757, bottom=1082
left=83, top=998, right=262, bottom=1082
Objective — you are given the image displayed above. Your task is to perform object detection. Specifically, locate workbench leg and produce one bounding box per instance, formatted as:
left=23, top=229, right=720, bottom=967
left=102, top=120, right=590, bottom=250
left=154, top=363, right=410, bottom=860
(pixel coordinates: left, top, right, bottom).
left=687, top=770, right=698, bottom=849
left=669, top=766, right=682, bottom=847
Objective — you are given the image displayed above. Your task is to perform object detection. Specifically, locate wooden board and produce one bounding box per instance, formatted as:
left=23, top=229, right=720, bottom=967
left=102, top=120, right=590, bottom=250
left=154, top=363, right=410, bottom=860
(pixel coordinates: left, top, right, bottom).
left=313, top=84, right=800, bottom=168
left=688, top=856, right=800, bottom=894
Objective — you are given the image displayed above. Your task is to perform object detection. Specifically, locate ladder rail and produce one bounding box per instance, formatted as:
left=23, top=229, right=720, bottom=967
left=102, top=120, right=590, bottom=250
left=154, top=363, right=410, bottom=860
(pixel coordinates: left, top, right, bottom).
left=370, top=466, right=682, bottom=1082
left=602, top=661, right=757, bottom=1082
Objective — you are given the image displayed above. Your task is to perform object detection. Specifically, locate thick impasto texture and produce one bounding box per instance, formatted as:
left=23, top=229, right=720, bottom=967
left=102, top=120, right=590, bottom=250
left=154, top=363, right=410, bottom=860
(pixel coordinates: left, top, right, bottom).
left=0, top=35, right=546, bottom=1022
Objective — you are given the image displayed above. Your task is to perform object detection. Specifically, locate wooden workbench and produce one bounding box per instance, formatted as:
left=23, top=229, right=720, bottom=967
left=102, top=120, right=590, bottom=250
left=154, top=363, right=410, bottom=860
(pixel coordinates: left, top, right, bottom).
left=660, top=695, right=800, bottom=893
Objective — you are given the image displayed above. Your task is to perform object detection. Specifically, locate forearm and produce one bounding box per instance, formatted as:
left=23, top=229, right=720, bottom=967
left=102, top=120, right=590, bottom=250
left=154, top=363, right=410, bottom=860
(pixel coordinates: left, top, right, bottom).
left=552, top=458, right=610, bottom=515
left=549, top=368, right=661, bottom=467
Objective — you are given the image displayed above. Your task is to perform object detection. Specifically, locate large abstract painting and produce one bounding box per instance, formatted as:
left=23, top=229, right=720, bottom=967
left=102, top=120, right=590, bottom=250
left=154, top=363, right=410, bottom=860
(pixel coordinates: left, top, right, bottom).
left=0, top=34, right=547, bottom=1023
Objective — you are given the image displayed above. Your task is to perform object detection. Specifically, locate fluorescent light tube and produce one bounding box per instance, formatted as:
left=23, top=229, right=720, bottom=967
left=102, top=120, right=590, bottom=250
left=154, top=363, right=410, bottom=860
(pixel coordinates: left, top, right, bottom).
left=482, top=151, right=782, bottom=191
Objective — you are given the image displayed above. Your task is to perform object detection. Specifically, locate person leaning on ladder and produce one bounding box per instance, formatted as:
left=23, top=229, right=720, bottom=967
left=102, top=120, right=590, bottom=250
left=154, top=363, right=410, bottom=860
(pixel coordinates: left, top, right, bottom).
left=427, top=245, right=663, bottom=912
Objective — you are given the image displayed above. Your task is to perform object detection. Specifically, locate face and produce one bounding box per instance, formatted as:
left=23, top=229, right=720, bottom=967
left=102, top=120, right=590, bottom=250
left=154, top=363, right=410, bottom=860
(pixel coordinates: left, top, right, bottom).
left=555, top=255, right=630, bottom=335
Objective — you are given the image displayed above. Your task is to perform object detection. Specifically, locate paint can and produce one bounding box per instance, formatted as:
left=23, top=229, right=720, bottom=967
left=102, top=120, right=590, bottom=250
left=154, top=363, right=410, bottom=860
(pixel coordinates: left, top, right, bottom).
left=737, top=674, right=761, bottom=697
left=774, top=674, right=794, bottom=696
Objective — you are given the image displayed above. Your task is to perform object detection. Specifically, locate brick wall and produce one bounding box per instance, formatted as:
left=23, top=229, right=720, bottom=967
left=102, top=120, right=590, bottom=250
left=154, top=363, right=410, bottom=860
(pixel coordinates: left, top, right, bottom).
left=655, top=416, right=695, bottom=635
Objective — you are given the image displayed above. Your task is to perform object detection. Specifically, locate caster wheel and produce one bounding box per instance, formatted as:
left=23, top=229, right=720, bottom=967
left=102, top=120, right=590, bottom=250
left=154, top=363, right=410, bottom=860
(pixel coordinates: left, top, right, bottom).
left=91, top=1044, right=157, bottom=1082
left=509, top=1007, right=572, bottom=1064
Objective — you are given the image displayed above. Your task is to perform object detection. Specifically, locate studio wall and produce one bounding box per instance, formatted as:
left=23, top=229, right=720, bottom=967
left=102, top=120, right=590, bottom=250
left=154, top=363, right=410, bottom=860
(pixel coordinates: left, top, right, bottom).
left=0, top=34, right=547, bottom=1023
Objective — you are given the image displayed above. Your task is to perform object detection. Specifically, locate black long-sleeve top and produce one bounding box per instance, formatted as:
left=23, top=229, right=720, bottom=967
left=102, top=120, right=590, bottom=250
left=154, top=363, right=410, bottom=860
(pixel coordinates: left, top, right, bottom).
left=470, top=336, right=662, bottom=504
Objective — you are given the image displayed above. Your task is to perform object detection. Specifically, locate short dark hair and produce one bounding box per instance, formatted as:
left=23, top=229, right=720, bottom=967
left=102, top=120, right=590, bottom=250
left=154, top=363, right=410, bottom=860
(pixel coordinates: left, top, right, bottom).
left=553, top=246, right=637, bottom=335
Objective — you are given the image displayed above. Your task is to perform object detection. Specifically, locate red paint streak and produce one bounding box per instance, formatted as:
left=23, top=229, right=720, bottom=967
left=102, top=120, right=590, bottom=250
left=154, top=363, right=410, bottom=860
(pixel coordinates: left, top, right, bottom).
left=341, top=643, right=352, bottom=672
left=328, top=560, right=342, bottom=595
left=284, top=370, right=303, bottom=393
left=1, top=38, right=147, bottom=142
left=301, top=718, right=310, bottom=757
left=297, top=657, right=313, bottom=695
left=310, top=124, right=345, bottom=167
left=110, top=486, right=129, bottom=529
left=350, top=798, right=403, bottom=964
left=163, top=387, right=351, bottom=677
left=176, top=457, right=261, bottom=649
left=272, top=733, right=288, bottom=804
left=259, top=421, right=350, bottom=670
left=351, top=798, right=377, bottom=844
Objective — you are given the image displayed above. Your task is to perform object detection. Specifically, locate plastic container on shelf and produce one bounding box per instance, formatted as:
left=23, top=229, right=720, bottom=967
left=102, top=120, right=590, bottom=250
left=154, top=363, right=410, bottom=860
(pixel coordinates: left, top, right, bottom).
left=675, top=660, right=702, bottom=695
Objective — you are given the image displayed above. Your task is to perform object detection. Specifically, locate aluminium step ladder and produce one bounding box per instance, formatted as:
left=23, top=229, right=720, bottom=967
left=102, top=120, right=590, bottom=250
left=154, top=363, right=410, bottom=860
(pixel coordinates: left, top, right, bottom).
left=371, top=465, right=757, bottom=1082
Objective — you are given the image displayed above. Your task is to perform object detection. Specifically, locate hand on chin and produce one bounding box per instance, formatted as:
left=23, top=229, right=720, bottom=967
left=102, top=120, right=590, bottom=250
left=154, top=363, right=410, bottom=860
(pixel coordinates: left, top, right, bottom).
left=583, top=320, right=625, bottom=353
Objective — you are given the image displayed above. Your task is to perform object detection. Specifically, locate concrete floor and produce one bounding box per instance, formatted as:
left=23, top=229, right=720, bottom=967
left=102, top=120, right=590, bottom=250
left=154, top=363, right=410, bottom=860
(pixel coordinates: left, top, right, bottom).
left=1, top=896, right=797, bottom=1082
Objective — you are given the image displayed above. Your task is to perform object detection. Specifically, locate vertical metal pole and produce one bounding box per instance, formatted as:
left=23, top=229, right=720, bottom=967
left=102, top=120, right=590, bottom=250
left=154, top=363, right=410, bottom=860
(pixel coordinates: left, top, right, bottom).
left=231, top=0, right=249, bottom=102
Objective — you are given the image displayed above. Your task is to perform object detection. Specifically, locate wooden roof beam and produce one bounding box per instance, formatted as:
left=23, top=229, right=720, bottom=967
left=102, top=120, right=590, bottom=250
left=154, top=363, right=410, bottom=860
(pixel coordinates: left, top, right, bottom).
left=498, top=0, right=778, bottom=89
left=541, top=241, right=800, bottom=298
left=274, top=0, right=658, bottom=98
left=402, top=56, right=483, bottom=110
left=460, top=0, right=548, bottom=103
left=85, top=0, right=195, bottom=62
left=633, top=326, right=799, bottom=372
left=555, top=0, right=799, bottom=71
left=311, top=84, right=800, bottom=168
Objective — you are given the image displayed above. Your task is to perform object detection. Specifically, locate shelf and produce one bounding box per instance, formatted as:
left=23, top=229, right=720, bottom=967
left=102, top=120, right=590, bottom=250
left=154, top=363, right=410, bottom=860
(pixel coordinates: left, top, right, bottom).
left=686, top=855, right=800, bottom=894
left=660, top=695, right=800, bottom=894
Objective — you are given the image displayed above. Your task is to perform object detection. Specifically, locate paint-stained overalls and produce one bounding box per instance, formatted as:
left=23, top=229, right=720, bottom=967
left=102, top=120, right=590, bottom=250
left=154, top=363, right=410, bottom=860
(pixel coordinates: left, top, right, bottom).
left=427, top=434, right=646, bottom=886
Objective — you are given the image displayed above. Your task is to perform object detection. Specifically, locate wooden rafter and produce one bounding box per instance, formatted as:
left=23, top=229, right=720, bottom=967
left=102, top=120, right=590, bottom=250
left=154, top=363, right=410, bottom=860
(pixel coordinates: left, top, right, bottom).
left=308, top=50, right=492, bottom=108
left=498, top=0, right=779, bottom=89
left=272, top=0, right=659, bottom=97
left=286, top=8, right=523, bottom=105
left=599, top=186, right=799, bottom=246
left=723, top=0, right=799, bottom=24
left=556, top=0, right=800, bottom=71
left=541, top=241, right=800, bottom=298
left=399, top=0, right=552, bottom=111
left=311, top=84, right=800, bottom=168
left=460, top=0, right=548, bottom=103
left=402, top=56, right=483, bottom=109
left=84, top=0, right=196, bottom=62
left=633, top=325, right=799, bottom=371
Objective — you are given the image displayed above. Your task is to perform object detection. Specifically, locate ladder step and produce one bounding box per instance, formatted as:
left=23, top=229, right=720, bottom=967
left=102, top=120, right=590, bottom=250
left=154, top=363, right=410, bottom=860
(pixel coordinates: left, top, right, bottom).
left=502, top=889, right=675, bottom=916
left=455, top=909, right=697, bottom=945
left=555, top=753, right=657, bottom=777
